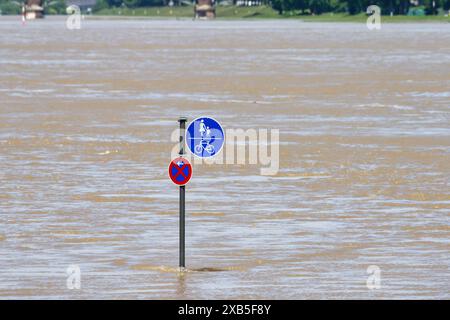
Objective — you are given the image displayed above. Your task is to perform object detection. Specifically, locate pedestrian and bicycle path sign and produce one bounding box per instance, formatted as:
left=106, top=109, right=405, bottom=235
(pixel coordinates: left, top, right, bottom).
left=186, top=117, right=224, bottom=158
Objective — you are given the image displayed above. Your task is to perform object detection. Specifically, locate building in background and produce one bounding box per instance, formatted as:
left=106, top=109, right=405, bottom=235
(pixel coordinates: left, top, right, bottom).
left=24, top=0, right=44, bottom=19
left=195, top=0, right=215, bottom=19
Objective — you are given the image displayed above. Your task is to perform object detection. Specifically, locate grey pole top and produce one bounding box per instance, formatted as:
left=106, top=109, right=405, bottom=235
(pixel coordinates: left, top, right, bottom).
left=178, top=117, right=187, bottom=156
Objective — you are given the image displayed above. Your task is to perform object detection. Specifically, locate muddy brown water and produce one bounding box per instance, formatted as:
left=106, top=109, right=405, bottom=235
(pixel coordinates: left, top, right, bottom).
left=0, top=16, right=449, bottom=299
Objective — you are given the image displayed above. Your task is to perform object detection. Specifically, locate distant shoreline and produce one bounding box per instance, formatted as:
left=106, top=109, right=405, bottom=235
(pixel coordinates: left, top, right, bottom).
left=1, top=8, right=449, bottom=23
left=90, top=6, right=450, bottom=23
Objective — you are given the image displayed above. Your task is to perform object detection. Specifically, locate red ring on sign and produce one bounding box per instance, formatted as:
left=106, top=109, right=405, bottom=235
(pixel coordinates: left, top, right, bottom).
left=168, top=157, right=192, bottom=186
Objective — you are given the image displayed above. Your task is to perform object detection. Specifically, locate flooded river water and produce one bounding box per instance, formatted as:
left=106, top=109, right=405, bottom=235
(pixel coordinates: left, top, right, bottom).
left=0, top=17, right=449, bottom=299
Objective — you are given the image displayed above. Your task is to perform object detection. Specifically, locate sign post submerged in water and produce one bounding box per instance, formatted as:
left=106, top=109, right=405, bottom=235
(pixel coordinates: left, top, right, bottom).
left=168, top=117, right=192, bottom=270
left=169, top=117, right=223, bottom=270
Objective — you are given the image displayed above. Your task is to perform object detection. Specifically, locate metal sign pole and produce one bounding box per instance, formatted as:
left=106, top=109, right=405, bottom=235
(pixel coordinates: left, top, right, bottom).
left=178, top=117, right=187, bottom=270
left=179, top=184, right=185, bottom=269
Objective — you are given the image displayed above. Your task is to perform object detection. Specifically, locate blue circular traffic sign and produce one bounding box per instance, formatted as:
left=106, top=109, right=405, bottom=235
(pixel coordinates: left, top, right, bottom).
left=186, top=117, right=224, bottom=158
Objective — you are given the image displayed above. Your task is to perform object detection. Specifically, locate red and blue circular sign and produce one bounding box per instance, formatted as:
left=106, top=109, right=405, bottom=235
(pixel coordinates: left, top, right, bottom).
left=168, top=157, right=192, bottom=186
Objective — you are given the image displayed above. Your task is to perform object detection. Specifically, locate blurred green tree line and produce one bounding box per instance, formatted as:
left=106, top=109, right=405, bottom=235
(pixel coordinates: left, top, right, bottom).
left=270, top=0, right=450, bottom=15
left=102, top=0, right=450, bottom=15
